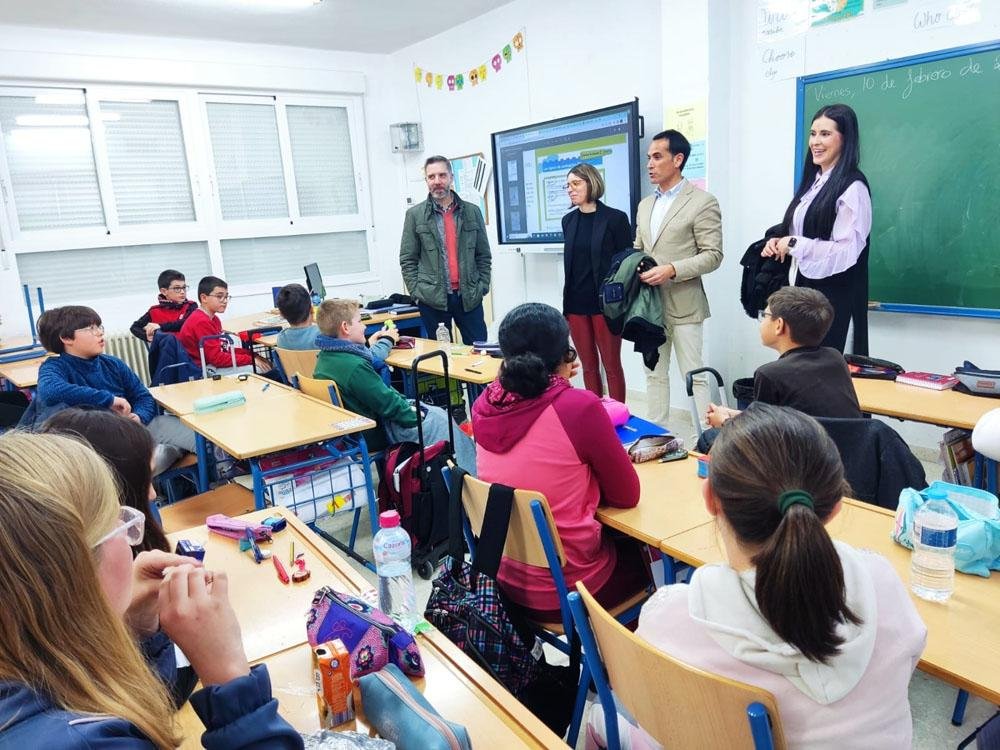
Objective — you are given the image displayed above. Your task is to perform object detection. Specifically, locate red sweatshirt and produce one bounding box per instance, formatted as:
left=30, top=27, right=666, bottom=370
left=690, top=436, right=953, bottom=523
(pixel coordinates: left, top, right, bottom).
left=178, top=308, right=252, bottom=368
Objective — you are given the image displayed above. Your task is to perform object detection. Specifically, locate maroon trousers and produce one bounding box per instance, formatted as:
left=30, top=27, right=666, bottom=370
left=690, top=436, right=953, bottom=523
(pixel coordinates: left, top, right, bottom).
left=565, top=313, right=626, bottom=402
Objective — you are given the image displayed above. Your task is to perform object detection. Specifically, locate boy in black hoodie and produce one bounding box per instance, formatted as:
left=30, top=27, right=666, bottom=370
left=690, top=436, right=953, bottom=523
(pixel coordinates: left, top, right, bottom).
left=130, top=269, right=198, bottom=343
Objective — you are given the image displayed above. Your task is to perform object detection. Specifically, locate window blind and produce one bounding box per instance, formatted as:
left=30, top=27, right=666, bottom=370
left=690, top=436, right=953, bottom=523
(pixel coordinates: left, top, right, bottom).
left=0, top=94, right=105, bottom=231
left=286, top=105, right=358, bottom=216
left=220, top=231, right=368, bottom=285
left=101, top=100, right=195, bottom=225
left=205, top=102, right=288, bottom=221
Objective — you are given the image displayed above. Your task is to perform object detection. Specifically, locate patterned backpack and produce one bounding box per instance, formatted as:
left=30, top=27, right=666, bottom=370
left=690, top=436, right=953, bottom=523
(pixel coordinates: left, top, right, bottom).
left=423, top=467, right=540, bottom=697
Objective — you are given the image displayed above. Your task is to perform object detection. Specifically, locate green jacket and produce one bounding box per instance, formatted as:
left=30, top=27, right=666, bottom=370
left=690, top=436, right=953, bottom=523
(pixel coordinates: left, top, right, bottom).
left=399, top=191, right=492, bottom=312
left=313, top=339, right=416, bottom=451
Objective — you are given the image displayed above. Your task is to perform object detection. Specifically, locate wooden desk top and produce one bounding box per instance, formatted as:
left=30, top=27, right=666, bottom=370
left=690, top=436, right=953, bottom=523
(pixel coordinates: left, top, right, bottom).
left=597, top=455, right=711, bottom=546
left=853, top=377, right=996, bottom=430
left=179, top=390, right=374, bottom=460
left=0, top=354, right=51, bottom=388
left=228, top=309, right=421, bottom=345
left=172, top=510, right=564, bottom=749
left=167, top=508, right=371, bottom=663
left=384, top=337, right=501, bottom=385
left=659, top=500, right=1000, bottom=705
left=150, top=374, right=295, bottom=415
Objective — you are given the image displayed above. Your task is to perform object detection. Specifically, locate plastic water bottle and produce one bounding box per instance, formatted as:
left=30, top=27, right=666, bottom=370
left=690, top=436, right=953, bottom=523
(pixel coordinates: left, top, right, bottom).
left=435, top=322, right=451, bottom=347
left=910, top=488, right=958, bottom=602
left=373, top=510, right=417, bottom=630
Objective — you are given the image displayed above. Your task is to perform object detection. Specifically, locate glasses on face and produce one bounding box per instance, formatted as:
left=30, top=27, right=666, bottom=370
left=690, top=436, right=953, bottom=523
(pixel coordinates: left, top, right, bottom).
left=94, top=505, right=145, bottom=548
left=565, top=347, right=578, bottom=363
left=75, top=324, right=105, bottom=336
left=167, top=285, right=188, bottom=293
left=564, top=179, right=587, bottom=191
left=209, top=293, right=231, bottom=302
left=757, top=310, right=774, bottom=322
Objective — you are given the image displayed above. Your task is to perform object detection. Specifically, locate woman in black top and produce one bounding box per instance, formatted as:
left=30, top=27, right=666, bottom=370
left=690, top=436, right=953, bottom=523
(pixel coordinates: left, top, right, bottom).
left=561, top=163, right=632, bottom=401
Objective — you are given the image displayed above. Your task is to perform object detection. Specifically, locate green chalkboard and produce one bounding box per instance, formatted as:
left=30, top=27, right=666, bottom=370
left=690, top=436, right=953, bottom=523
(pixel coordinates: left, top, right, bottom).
left=797, top=42, right=1000, bottom=316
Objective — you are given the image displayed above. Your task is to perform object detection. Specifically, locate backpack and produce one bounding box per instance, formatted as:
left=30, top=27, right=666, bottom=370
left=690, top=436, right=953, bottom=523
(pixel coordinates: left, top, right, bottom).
left=423, top=467, right=541, bottom=698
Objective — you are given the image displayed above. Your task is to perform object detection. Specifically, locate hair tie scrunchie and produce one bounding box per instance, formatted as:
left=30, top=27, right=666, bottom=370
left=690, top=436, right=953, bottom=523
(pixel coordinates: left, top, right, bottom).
left=778, top=489, right=814, bottom=515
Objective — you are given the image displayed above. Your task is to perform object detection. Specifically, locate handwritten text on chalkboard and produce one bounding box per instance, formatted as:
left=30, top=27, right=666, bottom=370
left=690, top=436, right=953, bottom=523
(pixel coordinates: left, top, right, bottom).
left=811, top=56, right=995, bottom=104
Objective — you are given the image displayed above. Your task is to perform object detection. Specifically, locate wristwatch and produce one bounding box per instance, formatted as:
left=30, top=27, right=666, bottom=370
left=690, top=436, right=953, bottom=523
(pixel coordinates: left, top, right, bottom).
left=787, top=237, right=798, bottom=248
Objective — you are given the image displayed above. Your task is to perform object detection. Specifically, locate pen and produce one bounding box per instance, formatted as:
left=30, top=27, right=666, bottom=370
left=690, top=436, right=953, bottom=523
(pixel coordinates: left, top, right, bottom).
left=261, top=382, right=270, bottom=392
left=466, top=368, right=483, bottom=374
left=245, top=528, right=263, bottom=564
left=469, top=358, right=486, bottom=367
left=272, top=555, right=290, bottom=584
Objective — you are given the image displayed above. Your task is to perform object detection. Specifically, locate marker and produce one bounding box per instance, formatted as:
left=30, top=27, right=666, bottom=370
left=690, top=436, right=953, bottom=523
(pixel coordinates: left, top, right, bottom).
left=272, top=554, right=290, bottom=584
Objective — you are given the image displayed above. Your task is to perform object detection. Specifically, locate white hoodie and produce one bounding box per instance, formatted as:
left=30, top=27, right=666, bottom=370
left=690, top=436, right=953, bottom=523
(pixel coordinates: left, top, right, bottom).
left=632, top=541, right=926, bottom=749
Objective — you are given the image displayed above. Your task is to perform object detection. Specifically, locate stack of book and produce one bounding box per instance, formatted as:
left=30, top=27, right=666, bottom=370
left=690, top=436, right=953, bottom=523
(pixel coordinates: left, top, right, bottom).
left=896, top=371, right=959, bottom=390
left=939, top=428, right=975, bottom=485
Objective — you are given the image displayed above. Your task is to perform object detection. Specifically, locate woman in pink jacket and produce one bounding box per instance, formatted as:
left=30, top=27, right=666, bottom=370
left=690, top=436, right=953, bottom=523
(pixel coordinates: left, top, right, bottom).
left=587, top=403, right=926, bottom=750
left=472, top=302, right=650, bottom=621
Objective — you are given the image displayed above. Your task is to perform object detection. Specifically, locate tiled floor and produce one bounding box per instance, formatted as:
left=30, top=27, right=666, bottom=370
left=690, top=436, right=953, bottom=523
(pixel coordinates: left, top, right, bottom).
left=310, top=391, right=997, bottom=748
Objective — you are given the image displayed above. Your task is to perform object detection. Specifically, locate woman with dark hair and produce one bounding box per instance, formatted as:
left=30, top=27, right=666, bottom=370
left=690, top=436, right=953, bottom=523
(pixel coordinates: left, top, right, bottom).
left=471, top=302, right=650, bottom=621
left=561, top=163, right=631, bottom=401
left=587, top=403, right=926, bottom=749
left=762, top=103, right=872, bottom=353
left=41, top=407, right=170, bottom=555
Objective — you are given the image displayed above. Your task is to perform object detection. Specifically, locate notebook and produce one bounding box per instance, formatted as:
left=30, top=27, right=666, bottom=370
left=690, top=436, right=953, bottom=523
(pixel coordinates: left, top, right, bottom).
left=896, top=371, right=959, bottom=391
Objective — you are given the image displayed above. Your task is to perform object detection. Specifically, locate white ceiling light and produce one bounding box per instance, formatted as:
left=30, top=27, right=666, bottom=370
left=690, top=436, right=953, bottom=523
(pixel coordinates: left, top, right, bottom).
left=205, top=0, right=323, bottom=8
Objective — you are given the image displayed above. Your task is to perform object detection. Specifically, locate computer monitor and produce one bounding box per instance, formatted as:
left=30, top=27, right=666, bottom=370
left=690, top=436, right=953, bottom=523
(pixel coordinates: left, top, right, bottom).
left=304, top=263, right=325, bottom=301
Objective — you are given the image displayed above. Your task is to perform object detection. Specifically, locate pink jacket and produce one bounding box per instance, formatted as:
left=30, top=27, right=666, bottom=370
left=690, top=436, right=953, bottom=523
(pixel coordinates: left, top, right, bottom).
left=472, top=377, right=640, bottom=613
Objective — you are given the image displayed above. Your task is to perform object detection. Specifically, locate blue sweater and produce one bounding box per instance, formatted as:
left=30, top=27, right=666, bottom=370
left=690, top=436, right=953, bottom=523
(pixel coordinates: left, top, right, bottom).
left=0, top=632, right=302, bottom=749
left=36, top=353, right=156, bottom=424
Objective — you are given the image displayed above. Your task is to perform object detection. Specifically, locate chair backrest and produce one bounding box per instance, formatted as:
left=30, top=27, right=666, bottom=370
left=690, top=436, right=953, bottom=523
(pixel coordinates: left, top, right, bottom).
left=459, top=473, right=566, bottom=568
left=295, top=372, right=344, bottom=407
left=276, top=347, right=319, bottom=382
left=574, top=581, right=786, bottom=750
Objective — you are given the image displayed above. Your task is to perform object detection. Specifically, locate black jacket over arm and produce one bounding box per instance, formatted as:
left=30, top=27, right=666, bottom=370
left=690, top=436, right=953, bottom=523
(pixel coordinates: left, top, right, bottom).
left=561, top=200, right=632, bottom=314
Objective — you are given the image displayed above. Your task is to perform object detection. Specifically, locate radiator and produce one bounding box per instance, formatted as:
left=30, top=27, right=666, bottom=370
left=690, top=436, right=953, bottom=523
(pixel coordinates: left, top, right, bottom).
left=105, top=333, right=151, bottom=385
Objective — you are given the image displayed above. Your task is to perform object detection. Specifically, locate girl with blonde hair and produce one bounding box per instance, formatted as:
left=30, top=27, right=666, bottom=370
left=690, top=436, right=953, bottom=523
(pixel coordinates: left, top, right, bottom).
left=0, top=432, right=301, bottom=748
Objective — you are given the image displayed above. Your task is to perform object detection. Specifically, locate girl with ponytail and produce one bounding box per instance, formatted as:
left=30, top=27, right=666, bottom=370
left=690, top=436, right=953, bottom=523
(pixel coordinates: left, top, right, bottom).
left=588, top=403, right=926, bottom=749
left=472, top=303, right=651, bottom=622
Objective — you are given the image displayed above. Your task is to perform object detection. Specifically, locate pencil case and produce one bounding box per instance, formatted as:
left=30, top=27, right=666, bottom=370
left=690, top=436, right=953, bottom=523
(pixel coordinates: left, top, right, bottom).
left=193, top=390, right=247, bottom=413
left=359, top=663, right=472, bottom=750
left=206, top=513, right=272, bottom=542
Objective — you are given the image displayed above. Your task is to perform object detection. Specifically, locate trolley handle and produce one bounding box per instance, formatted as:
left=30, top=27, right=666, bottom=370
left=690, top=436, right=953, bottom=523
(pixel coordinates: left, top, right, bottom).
left=411, top=349, right=455, bottom=462
left=685, top=366, right=724, bottom=397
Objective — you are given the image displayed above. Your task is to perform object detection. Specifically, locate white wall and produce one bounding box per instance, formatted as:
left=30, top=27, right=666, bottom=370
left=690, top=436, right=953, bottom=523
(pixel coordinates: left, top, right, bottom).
left=382, top=0, right=663, bottom=392
left=0, top=25, right=401, bottom=337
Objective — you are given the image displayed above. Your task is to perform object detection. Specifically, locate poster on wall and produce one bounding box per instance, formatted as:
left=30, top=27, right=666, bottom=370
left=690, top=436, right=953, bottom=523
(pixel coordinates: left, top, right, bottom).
left=664, top=101, right=707, bottom=189
left=451, top=153, right=491, bottom=224
left=873, top=0, right=908, bottom=7
left=811, top=0, right=864, bottom=27
left=912, top=0, right=981, bottom=31
left=759, top=35, right=807, bottom=81
left=757, top=0, right=809, bottom=41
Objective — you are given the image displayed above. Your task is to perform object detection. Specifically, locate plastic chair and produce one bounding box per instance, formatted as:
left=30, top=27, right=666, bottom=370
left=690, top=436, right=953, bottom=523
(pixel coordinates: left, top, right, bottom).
left=294, top=371, right=345, bottom=408
left=447, top=467, right=651, bottom=746
left=567, top=583, right=785, bottom=750
left=275, top=347, right=319, bottom=385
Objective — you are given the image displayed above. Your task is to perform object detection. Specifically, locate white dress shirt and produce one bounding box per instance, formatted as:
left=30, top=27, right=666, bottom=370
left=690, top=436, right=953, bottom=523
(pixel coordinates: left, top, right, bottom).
left=649, top=178, right=686, bottom=242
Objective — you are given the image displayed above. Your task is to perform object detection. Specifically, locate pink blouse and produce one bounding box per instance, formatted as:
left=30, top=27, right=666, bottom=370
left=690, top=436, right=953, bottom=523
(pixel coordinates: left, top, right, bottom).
left=789, top=171, right=872, bottom=281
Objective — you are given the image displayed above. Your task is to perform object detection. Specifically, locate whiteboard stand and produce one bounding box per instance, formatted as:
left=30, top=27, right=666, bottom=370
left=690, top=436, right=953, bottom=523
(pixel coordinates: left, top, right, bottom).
left=513, top=246, right=563, bottom=303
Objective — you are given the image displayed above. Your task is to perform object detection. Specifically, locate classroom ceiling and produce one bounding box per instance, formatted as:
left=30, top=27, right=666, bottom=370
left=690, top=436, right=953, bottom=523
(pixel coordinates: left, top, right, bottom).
left=0, top=0, right=513, bottom=53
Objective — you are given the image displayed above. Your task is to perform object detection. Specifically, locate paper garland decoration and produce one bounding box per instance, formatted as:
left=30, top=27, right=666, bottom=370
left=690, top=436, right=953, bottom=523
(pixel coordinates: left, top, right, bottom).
left=413, top=31, right=524, bottom=92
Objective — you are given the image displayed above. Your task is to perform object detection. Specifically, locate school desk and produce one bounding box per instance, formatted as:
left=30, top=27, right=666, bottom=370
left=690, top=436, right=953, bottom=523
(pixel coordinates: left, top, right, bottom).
left=853, top=377, right=996, bottom=431
left=0, top=354, right=50, bottom=390
left=384, top=336, right=501, bottom=404
left=149, top=373, right=294, bottom=416
left=596, top=454, right=711, bottom=547
left=171, top=510, right=564, bottom=749
left=658, top=499, right=1000, bottom=707
left=0, top=334, right=36, bottom=355
left=225, top=308, right=424, bottom=344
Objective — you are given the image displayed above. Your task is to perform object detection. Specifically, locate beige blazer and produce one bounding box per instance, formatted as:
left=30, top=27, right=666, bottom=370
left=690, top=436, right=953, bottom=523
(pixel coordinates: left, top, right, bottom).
left=634, top=181, right=723, bottom=325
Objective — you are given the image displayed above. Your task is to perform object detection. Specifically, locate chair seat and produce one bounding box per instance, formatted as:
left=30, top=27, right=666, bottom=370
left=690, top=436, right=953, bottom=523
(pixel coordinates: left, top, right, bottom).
left=168, top=452, right=199, bottom=471
left=529, top=586, right=651, bottom=634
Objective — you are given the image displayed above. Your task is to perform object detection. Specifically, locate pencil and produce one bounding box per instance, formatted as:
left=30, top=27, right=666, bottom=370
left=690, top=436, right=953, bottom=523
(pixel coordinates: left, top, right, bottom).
left=290, top=541, right=295, bottom=567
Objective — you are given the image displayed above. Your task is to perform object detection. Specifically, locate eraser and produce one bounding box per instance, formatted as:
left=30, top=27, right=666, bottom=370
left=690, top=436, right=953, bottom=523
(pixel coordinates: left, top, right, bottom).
left=175, top=539, right=206, bottom=561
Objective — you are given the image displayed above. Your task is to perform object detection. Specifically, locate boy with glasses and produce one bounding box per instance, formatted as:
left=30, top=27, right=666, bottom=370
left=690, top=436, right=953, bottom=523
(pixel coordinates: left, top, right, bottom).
left=178, top=276, right=270, bottom=375
left=129, top=269, right=198, bottom=343
left=30, top=305, right=196, bottom=471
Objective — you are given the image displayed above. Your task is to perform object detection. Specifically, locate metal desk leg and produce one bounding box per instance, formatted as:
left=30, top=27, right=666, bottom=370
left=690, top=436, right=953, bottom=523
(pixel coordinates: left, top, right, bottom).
left=250, top=458, right=266, bottom=510
left=195, top=433, right=210, bottom=493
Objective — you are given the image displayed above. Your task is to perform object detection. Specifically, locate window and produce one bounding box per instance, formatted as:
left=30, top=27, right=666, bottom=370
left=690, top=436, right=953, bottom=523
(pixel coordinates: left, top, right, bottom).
left=220, top=232, right=369, bottom=285
left=205, top=102, right=288, bottom=220
left=16, top=241, right=211, bottom=306
left=0, top=91, right=105, bottom=231
left=286, top=105, right=358, bottom=216
left=100, top=99, right=195, bottom=225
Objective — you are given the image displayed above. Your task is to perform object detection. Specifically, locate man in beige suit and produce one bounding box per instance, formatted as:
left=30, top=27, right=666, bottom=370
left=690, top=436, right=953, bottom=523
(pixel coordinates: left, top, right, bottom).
left=634, top=129, right=722, bottom=428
